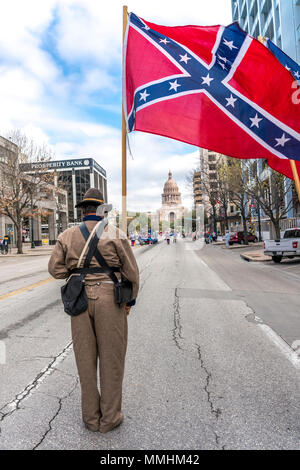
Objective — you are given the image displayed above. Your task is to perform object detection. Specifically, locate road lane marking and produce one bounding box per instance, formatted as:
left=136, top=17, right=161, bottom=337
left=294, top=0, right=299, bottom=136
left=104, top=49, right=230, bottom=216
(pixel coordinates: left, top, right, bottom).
left=0, top=341, right=73, bottom=419
left=0, top=278, right=55, bottom=301
left=200, top=259, right=209, bottom=268
left=258, top=323, right=300, bottom=369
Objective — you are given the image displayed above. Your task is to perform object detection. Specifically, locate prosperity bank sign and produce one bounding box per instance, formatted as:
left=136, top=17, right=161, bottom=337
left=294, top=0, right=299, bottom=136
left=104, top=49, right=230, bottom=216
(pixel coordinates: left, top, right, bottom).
left=21, top=158, right=106, bottom=177
left=31, top=159, right=90, bottom=169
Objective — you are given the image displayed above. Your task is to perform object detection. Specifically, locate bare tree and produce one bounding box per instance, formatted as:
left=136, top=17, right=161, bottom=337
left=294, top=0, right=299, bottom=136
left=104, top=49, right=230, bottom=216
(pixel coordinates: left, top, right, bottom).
left=244, top=161, right=294, bottom=239
left=216, top=160, right=231, bottom=231
left=0, top=130, right=54, bottom=254
left=220, top=158, right=249, bottom=244
left=186, top=163, right=220, bottom=233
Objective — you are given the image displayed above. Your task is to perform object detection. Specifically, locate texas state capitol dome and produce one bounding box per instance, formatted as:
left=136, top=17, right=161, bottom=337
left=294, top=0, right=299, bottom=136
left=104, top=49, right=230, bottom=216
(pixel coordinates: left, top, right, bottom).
left=158, top=170, right=184, bottom=224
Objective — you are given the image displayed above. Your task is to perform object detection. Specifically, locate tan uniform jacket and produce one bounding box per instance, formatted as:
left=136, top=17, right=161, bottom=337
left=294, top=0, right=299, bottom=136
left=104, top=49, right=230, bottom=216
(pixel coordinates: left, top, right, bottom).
left=48, top=221, right=139, bottom=300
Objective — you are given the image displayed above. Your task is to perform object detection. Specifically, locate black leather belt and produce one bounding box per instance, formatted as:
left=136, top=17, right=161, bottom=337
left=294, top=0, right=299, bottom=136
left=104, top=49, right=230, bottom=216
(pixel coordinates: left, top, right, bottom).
left=70, top=267, right=120, bottom=276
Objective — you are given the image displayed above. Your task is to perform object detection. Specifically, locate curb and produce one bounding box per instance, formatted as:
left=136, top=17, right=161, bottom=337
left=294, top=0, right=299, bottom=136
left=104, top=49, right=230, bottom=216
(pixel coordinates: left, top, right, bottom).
left=240, top=253, right=272, bottom=262
left=1, top=251, right=53, bottom=258
left=222, top=242, right=264, bottom=250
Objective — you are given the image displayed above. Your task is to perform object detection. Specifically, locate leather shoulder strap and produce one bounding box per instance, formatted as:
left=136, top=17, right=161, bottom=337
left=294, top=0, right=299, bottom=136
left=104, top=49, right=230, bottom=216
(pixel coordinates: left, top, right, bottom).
left=77, top=221, right=101, bottom=268
left=78, top=220, right=119, bottom=284
left=83, top=220, right=108, bottom=269
left=79, top=222, right=90, bottom=241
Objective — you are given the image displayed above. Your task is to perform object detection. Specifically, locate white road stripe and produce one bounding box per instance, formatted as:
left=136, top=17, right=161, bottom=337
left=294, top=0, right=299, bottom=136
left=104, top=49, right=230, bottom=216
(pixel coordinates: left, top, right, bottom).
left=191, top=246, right=300, bottom=369
left=0, top=341, right=73, bottom=417
left=258, top=323, right=300, bottom=369
left=200, top=259, right=209, bottom=268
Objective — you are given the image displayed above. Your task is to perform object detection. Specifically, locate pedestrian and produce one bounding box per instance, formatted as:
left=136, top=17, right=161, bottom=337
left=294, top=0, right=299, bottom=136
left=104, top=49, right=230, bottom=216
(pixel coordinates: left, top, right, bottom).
left=130, top=234, right=136, bottom=247
left=225, top=230, right=230, bottom=248
left=48, top=188, right=139, bottom=434
left=2, top=235, right=9, bottom=254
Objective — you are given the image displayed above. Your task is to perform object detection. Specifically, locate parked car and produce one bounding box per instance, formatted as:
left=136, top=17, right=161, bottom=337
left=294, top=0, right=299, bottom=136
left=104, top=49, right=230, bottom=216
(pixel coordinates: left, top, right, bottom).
left=264, top=228, right=300, bottom=263
left=145, top=236, right=158, bottom=245
left=229, top=231, right=258, bottom=246
left=138, top=236, right=146, bottom=246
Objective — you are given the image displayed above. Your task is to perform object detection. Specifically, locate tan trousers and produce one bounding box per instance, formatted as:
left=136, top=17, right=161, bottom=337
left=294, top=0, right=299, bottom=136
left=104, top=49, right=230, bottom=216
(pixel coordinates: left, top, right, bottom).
left=71, top=281, right=128, bottom=433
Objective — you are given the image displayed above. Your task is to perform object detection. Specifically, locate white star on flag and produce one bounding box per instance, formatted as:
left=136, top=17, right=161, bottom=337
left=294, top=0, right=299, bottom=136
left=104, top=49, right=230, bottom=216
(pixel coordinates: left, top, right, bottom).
left=143, top=25, right=150, bottom=30
left=285, top=65, right=291, bottom=71
left=169, top=80, right=181, bottom=92
left=139, top=89, right=150, bottom=102
left=159, top=38, right=170, bottom=44
left=201, top=74, right=214, bottom=86
left=223, top=38, right=238, bottom=50
left=294, top=71, right=300, bottom=79
left=225, top=94, right=237, bottom=107
left=250, top=113, right=263, bottom=128
left=179, top=53, right=191, bottom=64
left=275, top=133, right=291, bottom=148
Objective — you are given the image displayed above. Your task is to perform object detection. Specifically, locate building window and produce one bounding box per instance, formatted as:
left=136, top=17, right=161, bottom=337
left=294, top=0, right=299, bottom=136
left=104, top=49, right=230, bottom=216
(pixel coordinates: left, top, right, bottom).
left=58, top=171, right=73, bottom=222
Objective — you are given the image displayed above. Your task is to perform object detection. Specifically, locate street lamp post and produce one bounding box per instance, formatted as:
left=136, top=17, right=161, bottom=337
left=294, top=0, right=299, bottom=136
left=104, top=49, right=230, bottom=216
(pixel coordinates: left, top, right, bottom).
left=31, top=193, right=35, bottom=249
left=257, top=203, right=262, bottom=242
left=256, top=190, right=262, bottom=242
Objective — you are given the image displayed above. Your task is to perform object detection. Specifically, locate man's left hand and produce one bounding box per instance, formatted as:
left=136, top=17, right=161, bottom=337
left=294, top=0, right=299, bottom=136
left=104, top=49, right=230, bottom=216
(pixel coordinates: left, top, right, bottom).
left=125, top=306, right=131, bottom=316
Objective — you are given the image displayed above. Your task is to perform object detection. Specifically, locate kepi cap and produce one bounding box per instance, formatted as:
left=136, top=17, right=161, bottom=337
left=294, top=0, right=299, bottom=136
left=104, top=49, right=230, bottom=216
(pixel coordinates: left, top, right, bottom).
left=75, top=188, right=104, bottom=208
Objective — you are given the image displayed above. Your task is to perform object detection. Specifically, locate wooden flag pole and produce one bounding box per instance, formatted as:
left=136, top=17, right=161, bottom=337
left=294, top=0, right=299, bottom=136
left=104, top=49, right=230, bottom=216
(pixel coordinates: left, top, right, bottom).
left=122, top=5, right=128, bottom=233
left=257, top=35, right=300, bottom=202
left=290, top=160, right=300, bottom=202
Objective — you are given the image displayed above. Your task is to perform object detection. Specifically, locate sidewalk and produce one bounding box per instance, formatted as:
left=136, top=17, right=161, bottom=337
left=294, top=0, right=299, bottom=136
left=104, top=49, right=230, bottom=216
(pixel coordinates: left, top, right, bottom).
left=2, top=244, right=54, bottom=257
left=222, top=242, right=264, bottom=250
left=215, top=241, right=271, bottom=262
left=3, top=239, right=150, bottom=257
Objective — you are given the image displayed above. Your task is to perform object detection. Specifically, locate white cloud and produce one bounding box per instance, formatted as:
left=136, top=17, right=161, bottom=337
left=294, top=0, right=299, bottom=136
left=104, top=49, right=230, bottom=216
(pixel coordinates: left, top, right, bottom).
left=79, top=69, right=118, bottom=96
left=0, top=66, right=42, bottom=101
left=53, top=0, right=232, bottom=66
left=0, top=0, right=232, bottom=212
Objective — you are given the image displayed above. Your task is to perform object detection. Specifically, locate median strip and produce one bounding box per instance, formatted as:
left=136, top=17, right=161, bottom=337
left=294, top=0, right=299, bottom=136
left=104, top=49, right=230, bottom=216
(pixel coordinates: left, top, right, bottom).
left=0, top=278, right=55, bottom=301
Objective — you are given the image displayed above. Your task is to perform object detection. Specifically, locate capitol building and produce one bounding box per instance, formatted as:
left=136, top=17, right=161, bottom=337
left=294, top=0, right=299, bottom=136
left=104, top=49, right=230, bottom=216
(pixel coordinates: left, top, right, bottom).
left=158, top=170, right=184, bottom=225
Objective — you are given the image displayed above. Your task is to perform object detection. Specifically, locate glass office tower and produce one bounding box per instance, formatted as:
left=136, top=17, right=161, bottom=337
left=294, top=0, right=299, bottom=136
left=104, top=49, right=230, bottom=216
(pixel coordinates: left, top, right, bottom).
left=231, top=0, right=300, bottom=62
left=26, top=157, right=108, bottom=224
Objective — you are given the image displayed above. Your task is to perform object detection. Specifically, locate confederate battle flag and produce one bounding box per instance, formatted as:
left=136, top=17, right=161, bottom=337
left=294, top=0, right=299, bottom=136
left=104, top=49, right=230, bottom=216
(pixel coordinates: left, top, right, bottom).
left=123, top=13, right=300, bottom=180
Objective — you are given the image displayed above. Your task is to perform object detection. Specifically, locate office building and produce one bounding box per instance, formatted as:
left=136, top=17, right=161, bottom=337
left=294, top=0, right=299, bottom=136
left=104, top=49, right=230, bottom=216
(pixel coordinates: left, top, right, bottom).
left=231, top=0, right=300, bottom=65
left=22, top=157, right=107, bottom=224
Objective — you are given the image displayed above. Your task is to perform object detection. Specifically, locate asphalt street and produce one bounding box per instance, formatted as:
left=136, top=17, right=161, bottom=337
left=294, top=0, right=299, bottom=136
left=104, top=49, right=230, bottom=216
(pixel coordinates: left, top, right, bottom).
left=0, top=239, right=300, bottom=450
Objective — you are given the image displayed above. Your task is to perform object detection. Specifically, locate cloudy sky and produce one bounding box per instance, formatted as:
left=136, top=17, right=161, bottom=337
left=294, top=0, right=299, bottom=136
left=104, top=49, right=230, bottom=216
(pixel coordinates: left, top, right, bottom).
left=0, top=0, right=232, bottom=212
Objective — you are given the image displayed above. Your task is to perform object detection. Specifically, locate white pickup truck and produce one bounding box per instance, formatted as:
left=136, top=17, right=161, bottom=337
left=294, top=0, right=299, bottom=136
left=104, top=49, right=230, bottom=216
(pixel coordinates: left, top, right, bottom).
left=264, top=228, right=300, bottom=263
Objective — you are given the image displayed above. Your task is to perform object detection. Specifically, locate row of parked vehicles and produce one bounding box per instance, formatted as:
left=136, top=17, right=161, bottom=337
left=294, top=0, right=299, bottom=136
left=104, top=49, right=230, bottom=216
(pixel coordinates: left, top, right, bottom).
left=264, top=228, right=300, bottom=263
left=138, top=235, right=158, bottom=246
left=229, top=228, right=300, bottom=264
left=228, top=231, right=258, bottom=246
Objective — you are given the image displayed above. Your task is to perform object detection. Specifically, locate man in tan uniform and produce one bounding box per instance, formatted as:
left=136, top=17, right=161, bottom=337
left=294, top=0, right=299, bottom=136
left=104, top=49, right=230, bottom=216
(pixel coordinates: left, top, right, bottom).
left=48, top=188, right=139, bottom=433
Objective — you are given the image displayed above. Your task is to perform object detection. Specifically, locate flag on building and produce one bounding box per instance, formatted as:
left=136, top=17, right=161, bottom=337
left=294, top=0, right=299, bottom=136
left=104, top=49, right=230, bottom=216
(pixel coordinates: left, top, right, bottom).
left=263, top=38, right=300, bottom=180
left=266, top=38, right=300, bottom=83
left=124, top=14, right=300, bottom=180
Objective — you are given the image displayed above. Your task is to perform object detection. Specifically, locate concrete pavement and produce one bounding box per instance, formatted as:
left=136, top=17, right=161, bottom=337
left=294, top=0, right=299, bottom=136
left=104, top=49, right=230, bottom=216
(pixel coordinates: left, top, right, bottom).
left=0, top=239, right=300, bottom=449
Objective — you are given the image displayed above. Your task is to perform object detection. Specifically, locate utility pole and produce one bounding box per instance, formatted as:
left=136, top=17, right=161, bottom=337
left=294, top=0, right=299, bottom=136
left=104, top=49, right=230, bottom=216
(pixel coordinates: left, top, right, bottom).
left=30, top=193, right=35, bottom=249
